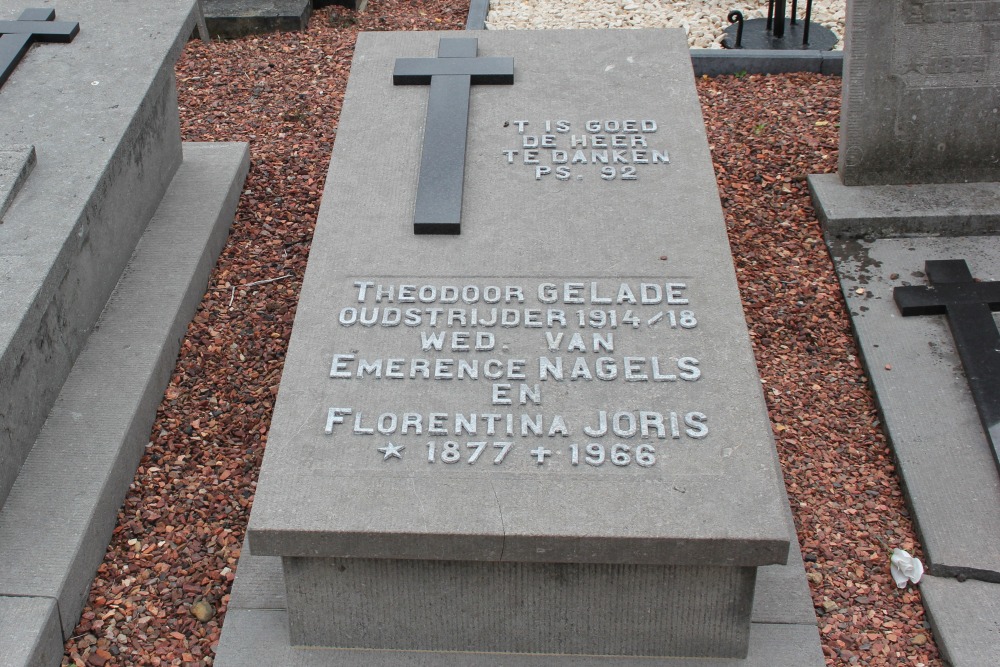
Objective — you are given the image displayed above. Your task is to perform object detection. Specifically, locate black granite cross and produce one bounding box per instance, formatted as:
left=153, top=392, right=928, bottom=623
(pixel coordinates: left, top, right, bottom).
left=0, top=8, right=79, bottom=89
left=393, top=37, right=513, bottom=235
left=894, top=259, right=1000, bottom=474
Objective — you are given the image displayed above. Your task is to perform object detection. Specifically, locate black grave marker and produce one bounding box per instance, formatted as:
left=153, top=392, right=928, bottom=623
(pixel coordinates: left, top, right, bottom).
left=0, top=9, right=79, bottom=89
left=894, top=260, right=1000, bottom=474
left=393, top=37, right=513, bottom=235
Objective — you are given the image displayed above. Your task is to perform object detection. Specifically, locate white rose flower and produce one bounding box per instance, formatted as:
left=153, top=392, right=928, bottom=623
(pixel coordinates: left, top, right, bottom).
left=890, top=548, right=924, bottom=588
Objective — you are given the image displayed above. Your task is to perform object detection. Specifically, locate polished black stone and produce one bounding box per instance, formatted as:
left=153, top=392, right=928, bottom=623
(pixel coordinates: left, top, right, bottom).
left=894, top=260, right=1000, bottom=474
left=0, top=8, right=79, bottom=88
left=393, top=37, right=513, bottom=235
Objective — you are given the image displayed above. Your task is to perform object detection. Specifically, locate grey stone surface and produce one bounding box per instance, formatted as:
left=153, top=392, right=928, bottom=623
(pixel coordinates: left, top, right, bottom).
left=838, top=0, right=1000, bottom=186
left=249, top=29, right=790, bottom=572
left=0, top=0, right=199, bottom=509
left=0, top=596, right=63, bottom=667
left=285, top=558, right=755, bottom=656
left=0, top=142, right=249, bottom=639
left=808, top=173, right=1000, bottom=238
left=826, top=236, right=1000, bottom=581
left=920, top=575, right=1000, bottom=667
left=201, top=0, right=312, bottom=38
left=0, top=145, right=34, bottom=220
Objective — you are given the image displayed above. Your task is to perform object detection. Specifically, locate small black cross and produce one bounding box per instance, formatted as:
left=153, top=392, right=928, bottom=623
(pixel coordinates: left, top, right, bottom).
left=894, top=259, right=1000, bottom=474
left=393, top=37, right=513, bottom=235
left=0, top=8, right=79, bottom=89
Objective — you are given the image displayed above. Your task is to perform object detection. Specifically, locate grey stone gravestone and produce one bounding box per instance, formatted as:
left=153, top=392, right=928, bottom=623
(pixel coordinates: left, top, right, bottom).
left=0, top=0, right=249, bottom=662
left=809, top=0, right=1000, bottom=236
left=216, top=28, right=823, bottom=665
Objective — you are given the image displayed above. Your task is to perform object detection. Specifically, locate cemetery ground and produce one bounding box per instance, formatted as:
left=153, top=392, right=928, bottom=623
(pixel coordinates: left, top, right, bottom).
left=61, top=2, right=940, bottom=665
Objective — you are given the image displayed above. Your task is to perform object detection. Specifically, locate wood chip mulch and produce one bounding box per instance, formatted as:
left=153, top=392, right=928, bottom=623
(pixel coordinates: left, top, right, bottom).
left=62, top=3, right=943, bottom=666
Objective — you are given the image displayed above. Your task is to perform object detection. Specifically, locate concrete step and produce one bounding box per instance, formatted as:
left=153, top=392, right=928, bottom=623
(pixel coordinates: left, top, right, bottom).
left=0, top=142, right=249, bottom=665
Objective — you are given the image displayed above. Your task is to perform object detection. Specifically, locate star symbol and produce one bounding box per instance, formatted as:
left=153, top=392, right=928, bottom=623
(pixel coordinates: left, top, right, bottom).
left=378, top=442, right=404, bottom=461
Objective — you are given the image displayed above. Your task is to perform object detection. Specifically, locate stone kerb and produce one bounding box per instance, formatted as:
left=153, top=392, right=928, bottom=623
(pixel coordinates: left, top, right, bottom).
left=245, top=28, right=791, bottom=659
left=0, top=0, right=200, bottom=508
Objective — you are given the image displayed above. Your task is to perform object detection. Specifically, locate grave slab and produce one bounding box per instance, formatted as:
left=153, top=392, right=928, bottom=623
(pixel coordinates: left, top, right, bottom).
left=826, top=236, right=1000, bottom=581
left=0, top=142, right=250, bottom=640
left=0, top=0, right=200, bottom=509
left=242, top=28, right=794, bottom=659
left=920, top=575, right=1000, bottom=667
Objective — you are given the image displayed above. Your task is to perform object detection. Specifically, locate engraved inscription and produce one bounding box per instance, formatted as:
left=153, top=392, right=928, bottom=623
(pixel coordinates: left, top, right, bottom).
left=903, top=0, right=1000, bottom=24
left=501, top=119, right=669, bottom=181
left=893, top=0, right=1000, bottom=88
left=321, top=279, right=712, bottom=470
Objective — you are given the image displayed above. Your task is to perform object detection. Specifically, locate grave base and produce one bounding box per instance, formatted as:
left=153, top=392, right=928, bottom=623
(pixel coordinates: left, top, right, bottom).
left=285, top=557, right=754, bottom=657
left=808, top=173, right=1000, bottom=238
left=216, top=517, right=824, bottom=666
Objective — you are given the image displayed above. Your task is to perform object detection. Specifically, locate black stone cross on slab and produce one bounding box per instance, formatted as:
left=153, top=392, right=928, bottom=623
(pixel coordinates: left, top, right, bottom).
left=0, top=8, right=79, bottom=89
left=894, top=259, right=1000, bottom=475
left=393, top=37, right=513, bottom=235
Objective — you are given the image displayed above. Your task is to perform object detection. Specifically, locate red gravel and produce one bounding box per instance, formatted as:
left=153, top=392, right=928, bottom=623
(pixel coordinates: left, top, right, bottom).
left=62, top=4, right=942, bottom=666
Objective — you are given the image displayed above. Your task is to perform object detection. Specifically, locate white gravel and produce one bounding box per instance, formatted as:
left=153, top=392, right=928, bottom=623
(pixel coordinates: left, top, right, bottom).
left=485, top=0, right=845, bottom=50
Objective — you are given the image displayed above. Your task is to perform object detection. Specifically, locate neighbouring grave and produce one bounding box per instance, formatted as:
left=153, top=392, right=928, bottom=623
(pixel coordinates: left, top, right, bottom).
left=0, top=0, right=249, bottom=663
left=809, top=0, right=1000, bottom=235
left=201, top=0, right=369, bottom=39
left=812, top=0, right=1000, bottom=663
left=217, top=29, right=823, bottom=665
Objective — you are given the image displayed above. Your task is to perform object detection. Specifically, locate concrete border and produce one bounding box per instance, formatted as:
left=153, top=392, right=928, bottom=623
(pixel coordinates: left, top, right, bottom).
left=0, top=143, right=249, bottom=655
left=690, top=49, right=842, bottom=76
